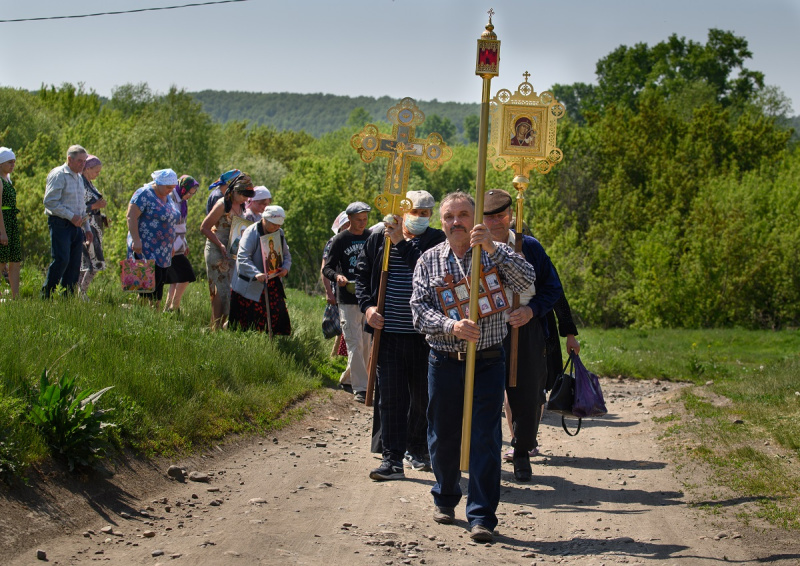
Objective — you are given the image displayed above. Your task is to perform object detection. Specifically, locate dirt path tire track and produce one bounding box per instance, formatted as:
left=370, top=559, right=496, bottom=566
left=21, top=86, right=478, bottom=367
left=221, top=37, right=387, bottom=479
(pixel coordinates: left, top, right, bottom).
left=5, top=378, right=800, bottom=565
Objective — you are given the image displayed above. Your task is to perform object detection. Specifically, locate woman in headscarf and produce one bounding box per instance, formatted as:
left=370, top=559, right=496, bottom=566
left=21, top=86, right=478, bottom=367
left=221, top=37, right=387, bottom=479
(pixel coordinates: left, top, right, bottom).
left=78, top=155, right=107, bottom=297
left=206, top=169, right=240, bottom=214
left=201, top=171, right=254, bottom=329
left=321, top=211, right=351, bottom=377
left=244, top=186, right=272, bottom=222
left=229, top=205, right=291, bottom=335
left=126, top=169, right=182, bottom=308
left=0, top=147, right=20, bottom=299
left=164, top=175, right=199, bottom=312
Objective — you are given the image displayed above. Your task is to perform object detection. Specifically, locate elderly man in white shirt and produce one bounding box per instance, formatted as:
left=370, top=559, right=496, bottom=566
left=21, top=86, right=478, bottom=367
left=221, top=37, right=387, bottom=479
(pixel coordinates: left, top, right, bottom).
left=42, top=144, right=93, bottom=298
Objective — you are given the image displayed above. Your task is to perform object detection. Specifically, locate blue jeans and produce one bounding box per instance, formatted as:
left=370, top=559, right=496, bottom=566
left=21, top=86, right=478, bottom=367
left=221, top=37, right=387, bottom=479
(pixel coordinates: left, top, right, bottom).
left=427, top=348, right=505, bottom=531
left=42, top=216, right=84, bottom=298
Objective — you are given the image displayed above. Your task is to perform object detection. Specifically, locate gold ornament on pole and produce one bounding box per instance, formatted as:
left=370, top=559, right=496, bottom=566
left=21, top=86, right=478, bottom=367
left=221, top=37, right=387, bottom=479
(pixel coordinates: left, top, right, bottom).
left=350, top=98, right=453, bottom=407
left=460, top=9, right=500, bottom=472
left=487, top=72, right=566, bottom=386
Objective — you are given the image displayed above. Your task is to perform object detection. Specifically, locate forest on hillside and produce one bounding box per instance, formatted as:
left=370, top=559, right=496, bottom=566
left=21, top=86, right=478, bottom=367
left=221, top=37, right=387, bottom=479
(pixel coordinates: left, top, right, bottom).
left=1, top=28, right=798, bottom=329
left=189, top=90, right=481, bottom=143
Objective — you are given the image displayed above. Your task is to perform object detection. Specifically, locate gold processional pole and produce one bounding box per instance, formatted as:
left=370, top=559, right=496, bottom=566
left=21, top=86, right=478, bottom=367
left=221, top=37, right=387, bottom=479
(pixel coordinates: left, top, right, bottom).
left=351, top=99, right=452, bottom=407
left=507, top=174, right=527, bottom=384
left=486, top=72, right=567, bottom=386
left=460, top=9, right=501, bottom=472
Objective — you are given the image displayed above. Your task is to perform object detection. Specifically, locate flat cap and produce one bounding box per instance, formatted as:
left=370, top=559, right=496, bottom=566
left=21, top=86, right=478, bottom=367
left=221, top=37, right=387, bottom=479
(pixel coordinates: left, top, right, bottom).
left=346, top=201, right=371, bottom=215
left=483, top=189, right=513, bottom=215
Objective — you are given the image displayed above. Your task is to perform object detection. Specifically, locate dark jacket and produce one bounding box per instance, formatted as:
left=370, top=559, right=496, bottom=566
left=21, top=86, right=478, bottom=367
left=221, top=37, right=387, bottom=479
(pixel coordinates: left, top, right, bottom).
left=517, top=236, right=564, bottom=320
left=517, top=233, right=563, bottom=322
left=354, top=224, right=445, bottom=333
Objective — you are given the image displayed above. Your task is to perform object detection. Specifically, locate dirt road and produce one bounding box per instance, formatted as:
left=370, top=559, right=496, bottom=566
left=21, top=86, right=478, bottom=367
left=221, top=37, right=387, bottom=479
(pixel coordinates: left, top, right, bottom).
left=5, top=377, right=800, bottom=565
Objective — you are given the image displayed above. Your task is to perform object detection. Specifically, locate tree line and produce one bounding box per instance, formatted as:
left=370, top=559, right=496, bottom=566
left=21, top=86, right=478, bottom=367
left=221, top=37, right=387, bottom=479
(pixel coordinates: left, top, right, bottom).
left=190, top=90, right=480, bottom=144
left=0, top=28, right=797, bottom=329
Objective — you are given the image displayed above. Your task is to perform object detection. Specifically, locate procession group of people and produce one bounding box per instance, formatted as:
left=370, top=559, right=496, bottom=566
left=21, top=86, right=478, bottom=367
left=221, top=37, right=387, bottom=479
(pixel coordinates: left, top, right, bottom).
left=322, top=188, right=579, bottom=542
left=1, top=144, right=292, bottom=333
left=1, top=143, right=584, bottom=543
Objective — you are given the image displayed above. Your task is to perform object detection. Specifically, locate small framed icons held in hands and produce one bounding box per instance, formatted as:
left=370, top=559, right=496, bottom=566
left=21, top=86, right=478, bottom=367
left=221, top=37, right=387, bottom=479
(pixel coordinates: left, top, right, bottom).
left=435, top=268, right=509, bottom=321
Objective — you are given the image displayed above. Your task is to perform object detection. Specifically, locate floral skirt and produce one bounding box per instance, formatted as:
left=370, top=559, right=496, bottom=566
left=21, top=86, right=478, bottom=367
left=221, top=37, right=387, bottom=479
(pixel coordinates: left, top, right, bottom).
left=229, top=278, right=291, bottom=335
left=81, top=223, right=105, bottom=272
left=204, top=241, right=234, bottom=316
left=0, top=209, right=21, bottom=263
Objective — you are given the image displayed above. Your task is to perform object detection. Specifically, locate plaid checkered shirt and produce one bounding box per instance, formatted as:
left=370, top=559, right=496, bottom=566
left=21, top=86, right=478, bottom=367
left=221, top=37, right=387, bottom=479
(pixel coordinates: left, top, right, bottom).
left=411, top=240, right=536, bottom=353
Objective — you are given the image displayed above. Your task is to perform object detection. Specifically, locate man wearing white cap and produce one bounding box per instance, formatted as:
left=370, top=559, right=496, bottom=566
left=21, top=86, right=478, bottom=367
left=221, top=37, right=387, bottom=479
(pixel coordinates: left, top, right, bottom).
left=355, top=190, right=445, bottom=480
left=323, top=202, right=373, bottom=402
left=42, top=145, right=93, bottom=298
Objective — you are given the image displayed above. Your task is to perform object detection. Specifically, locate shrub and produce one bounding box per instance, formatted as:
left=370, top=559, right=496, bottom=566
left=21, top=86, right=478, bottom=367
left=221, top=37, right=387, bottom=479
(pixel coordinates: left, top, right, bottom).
left=27, top=369, right=115, bottom=471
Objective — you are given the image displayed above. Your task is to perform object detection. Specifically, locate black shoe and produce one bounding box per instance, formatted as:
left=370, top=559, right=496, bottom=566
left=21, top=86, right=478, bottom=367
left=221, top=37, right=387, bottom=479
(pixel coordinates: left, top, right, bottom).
left=405, top=452, right=432, bottom=472
left=353, top=391, right=366, bottom=403
left=513, top=454, right=532, bottom=482
left=433, top=506, right=455, bottom=524
left=369, top=460, right=404, bottom=481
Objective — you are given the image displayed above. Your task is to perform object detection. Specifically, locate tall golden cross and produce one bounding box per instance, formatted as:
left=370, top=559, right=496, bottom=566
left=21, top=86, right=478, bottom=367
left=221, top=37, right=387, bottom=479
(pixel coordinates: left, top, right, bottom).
left=350, top=97, right=452, bottom=216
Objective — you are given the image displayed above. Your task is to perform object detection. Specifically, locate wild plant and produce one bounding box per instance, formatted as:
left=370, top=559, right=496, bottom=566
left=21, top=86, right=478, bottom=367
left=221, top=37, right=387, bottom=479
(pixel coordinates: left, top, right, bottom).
left=27, top=369, right=115, bottom=471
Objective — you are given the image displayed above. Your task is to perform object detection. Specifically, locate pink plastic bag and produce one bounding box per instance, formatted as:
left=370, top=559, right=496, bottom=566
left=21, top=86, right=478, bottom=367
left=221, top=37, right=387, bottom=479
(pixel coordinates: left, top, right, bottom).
left=120, top=257, right=155, bottom=293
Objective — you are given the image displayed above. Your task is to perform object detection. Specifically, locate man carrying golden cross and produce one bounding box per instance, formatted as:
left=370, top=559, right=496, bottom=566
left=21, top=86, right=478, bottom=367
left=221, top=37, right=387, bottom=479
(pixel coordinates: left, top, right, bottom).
left=355, top=190, right=445, bottom=480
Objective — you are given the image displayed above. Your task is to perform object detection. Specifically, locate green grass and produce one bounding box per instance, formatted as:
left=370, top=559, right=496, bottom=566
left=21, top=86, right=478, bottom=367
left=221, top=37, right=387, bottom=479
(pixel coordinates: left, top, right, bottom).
left=577, top=327, right=800, bottom=383
left=0, top=267, right=342, bottom=466
left=575, top=328, right=800, bottom=529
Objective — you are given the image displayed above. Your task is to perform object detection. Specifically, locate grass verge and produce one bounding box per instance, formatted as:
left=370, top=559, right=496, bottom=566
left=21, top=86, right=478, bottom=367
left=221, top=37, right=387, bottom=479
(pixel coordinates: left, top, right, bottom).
left=578, top=328, right=800, bottom=529
left=0, top=267, right=344, bottom=473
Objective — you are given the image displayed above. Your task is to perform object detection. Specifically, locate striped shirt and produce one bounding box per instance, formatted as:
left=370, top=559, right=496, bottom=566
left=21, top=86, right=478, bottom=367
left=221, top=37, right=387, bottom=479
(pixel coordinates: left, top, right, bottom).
left=43, top=164, right=90, bottom=231
left=383, top=245, right=415, bottom=333
left=411, top=240, right=536, bottom=352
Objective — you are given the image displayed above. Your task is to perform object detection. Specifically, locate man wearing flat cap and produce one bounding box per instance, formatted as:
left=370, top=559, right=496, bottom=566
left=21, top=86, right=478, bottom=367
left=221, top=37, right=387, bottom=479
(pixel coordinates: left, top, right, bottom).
left=355, top=190, right=445, bottom=480
left=323, top=202, right=373, bottom=403
left=482, top=189, right=563, bottom=482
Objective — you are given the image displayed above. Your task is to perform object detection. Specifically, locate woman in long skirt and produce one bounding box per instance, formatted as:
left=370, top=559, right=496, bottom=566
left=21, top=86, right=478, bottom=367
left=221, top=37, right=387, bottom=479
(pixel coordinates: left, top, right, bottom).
left=229, top=205, right=291, bottom=335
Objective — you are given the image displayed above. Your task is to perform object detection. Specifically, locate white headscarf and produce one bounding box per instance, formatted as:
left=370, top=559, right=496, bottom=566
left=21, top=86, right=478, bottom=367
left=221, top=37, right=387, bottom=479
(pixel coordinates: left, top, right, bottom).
left=151, top=168, right=179, bottom=186
left=331, top=211, right=349, bottom=234
left=251, top=186, right=272, bottom=201
left=0, top=147, right=15, bottom=164
left=262, top=205, right=286, bottom=225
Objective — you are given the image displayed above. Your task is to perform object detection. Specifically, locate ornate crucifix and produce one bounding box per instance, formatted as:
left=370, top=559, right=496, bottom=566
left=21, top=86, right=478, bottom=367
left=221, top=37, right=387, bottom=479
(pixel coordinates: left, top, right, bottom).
left=351, top=97, right=452, bottom=218
left=350, top=98, right=453, bottom=406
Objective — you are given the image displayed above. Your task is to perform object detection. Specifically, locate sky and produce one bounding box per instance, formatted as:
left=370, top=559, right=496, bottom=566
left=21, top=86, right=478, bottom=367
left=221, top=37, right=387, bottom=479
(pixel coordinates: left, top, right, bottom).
left=1, top=0, right=799, bottom=114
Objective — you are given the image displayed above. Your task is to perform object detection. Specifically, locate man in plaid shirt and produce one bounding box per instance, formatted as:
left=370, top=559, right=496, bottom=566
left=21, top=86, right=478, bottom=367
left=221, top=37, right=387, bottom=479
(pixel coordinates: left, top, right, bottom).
left=410, top=191, right=536, bottom=543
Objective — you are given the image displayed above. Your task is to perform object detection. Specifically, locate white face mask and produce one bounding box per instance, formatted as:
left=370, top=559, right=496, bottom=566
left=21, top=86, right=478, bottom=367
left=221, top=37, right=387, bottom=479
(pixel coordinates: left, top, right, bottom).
left=404, top=213, right=430, bottom=235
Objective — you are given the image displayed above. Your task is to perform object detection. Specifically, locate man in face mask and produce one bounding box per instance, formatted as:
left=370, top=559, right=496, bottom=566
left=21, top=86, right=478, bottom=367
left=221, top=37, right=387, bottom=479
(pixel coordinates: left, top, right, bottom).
left=355, top=190, right=445, bottom=481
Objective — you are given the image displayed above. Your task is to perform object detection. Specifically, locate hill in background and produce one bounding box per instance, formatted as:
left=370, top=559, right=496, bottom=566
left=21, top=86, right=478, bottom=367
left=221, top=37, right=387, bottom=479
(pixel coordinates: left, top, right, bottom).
left=189, top=90, right=480, bottom=139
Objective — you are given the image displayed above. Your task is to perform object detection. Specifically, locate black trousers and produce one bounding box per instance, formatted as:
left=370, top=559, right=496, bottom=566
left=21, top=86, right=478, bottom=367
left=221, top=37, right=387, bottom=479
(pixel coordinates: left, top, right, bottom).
left=376, top=332, right=430, bottom=463
left=503, top=319, right=548, bottom=452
